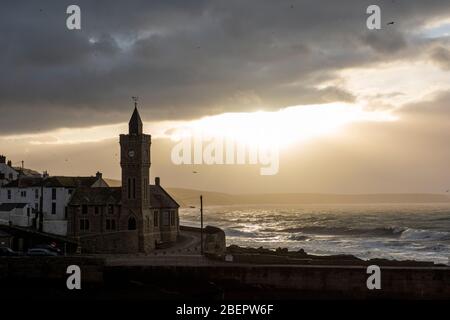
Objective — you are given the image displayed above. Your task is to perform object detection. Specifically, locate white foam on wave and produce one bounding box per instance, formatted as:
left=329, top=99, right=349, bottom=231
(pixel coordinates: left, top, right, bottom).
left=400, top=228, right=450, bottom=241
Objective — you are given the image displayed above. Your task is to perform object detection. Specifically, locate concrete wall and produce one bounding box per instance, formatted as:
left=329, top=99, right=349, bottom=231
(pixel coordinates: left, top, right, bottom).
left=1, top=257, right=449, bottom=299
left=180, top=225, right=226, bottom=256
left=106, top=264, right=450, bottom=299
left=0, top=257, right=104, bottom=283
left=0, top=206, right=32, bottom=227
left=79, top=230, right=139, bottom=254
left=43, top=220, right=67, bottom=236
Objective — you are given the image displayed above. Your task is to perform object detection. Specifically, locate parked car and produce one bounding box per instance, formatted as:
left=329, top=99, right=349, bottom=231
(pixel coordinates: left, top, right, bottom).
left=0, top=247, right=19, bottom=256
left=26, top=248, right=58, bottom=256
left=33, top=244, right=62, bottom=255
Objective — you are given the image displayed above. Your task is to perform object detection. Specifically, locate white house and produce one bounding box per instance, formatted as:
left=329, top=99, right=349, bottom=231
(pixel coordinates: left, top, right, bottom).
left=0, top=155, right=41, bottom=186
left=0, top=155, right=19, bottom=187
left=0, top=203, right=33, bottom=227
left=0, top=172, right=109, bottom=236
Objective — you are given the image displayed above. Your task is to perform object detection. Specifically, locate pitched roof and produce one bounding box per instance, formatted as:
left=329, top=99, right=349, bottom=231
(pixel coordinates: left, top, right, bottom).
left=0, top=203, right=28, bottom=212
left=69, top=187, right=122, bottom=205
left=2, top=177, right=42, bottom=188
left=43, top=176, right=99, bottom=188
left=67, top=185, right=179, bottom=208
left=150, top=185, right=180, bottom=208
left=129, top=107, right=143, bottom=135
left=13, top=167, right=41, bottom=177
left=3, top=176, right=99, bottom=188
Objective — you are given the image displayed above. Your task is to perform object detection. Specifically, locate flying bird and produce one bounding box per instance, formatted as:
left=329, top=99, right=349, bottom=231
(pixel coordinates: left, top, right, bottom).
left=387, top=21, right=395, bottom=25
left=192, top=171, right=198, bottom=174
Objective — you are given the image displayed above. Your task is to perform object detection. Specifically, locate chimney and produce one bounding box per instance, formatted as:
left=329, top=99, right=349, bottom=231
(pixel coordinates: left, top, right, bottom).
left=96, top=171, right=103, bottom=179
left=155, top=177, right=160, bottom=186
left=7, top=160, right=12, bottom=167
left=0, top=155, right=5, bottom=164
left=43, top=171, right=49, bottom=178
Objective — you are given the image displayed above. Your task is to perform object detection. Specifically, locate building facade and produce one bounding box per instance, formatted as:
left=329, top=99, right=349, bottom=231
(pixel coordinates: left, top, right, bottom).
left=0, top=173, right=109, bottom=235
left=67, top=107, right=179, bottom=253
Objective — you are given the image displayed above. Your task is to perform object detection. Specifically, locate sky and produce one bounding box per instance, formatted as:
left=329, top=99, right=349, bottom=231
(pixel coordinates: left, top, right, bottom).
left=1, top=0, right=450, bottom=194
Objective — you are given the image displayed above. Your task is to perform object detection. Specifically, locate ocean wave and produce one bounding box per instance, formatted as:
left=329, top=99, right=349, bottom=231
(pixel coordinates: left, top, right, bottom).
left=287, top=234, right=310, bottom=241
left=399, top=228, right=450, bottom=241
left=280, top=226, right=405, bottom=237
left=225, top=228, right=259, bottom=238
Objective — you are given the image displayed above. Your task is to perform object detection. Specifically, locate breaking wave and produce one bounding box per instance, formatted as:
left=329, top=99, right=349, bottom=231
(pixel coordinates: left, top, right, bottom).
left=281, top=226, right=405, bottom=237
left=400, top=228, right=450, bottom=241
left=281, top=226, right=450, bottom=241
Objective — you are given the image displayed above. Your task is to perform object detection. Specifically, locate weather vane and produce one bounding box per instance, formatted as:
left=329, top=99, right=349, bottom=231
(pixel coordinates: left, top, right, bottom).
left=132, top=96, right=138, bottom=108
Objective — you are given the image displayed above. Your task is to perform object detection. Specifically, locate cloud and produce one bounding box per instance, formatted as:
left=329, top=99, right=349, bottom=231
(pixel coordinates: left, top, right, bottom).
left=430, top=46, right=450, bottom=70
left=1, top=0, right=450, bottom=135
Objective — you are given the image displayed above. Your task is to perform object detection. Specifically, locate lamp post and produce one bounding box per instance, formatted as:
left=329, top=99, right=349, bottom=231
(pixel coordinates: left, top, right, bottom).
left=200, top=194, right=203, bottom=255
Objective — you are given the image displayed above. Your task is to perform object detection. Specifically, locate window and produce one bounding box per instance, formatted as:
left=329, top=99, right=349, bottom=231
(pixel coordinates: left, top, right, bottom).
left=108, top=205, right=114, bottom=214
left=80, top=219, right=90, bottom=231
left=27, top=208, right=30, bottom=217
left=162, top=211, right=170, bottom=226
left=64, top=207, right=68, bottom=219
left=106, top=219, right=116, bottom=231
left=153, top=211, right=159, bottom=227
left=127, top=178, right=131, bottom=199
left=82, top=205, right=88, bottom=214
left=8, top=173, right=12, bottom=180
left=35, top=189, right=39, bottom=199
left=128, top=216, right=136, bottom=230
left=51, top=203, right=56, bottom=215
left=35, top=203, right=38, bottom=211
left=68, top=189, right=73, bottom=195
left=94, top=206, right=99, bottom=215
left=21, top=190, right=27, bottom=197
left=52, top=188, right=56, bottom=200
left=146, top=216, right=150, bottom=231
left=143, top=178, right=147, bottom=199
left=7, top=190, right=11, bottom=200
left=0, top=173, right=4, bottom=179
left=170, top=210, right=175, bottom=226
left=132, top=178, right=136, bottom=199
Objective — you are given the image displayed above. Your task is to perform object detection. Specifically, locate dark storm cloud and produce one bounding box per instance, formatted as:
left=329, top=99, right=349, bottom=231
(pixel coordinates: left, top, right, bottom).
left=1, top=0, right=450, bottom=134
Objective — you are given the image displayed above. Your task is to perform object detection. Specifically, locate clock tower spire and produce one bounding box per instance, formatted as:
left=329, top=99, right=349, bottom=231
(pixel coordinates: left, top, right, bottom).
left=129, top=96, right=143, bottom=135
left=119, top=98, right=154, bottom=252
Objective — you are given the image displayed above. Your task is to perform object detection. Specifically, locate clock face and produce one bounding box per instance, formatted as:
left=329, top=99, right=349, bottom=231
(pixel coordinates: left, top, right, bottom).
left=128, top=150, right=135, bottom=158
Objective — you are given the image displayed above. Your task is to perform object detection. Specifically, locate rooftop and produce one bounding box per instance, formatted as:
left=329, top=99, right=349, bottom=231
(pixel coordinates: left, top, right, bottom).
left=3, top=176, right=101, bottom=188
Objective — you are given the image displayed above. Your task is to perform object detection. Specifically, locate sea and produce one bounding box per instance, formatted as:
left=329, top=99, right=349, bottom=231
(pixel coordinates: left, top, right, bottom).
left=180, top=203, right=450, bottom=264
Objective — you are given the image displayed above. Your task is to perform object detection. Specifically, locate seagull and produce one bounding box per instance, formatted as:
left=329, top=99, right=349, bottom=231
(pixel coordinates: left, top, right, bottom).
left=192, top=171, right=198, bottom=174
left=387, top=21, right=395, bottom=25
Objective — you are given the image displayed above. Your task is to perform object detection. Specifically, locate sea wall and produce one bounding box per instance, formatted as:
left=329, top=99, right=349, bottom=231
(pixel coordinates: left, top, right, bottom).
left=180, top=225, right=226, bottom=256
left=105, top=264, right=450, bottom=299
left=1, top=256, right=449, bottom=299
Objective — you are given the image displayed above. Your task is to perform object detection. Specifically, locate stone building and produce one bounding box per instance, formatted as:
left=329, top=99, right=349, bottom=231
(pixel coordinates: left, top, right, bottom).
left=67, top=107, right=180, bottom=253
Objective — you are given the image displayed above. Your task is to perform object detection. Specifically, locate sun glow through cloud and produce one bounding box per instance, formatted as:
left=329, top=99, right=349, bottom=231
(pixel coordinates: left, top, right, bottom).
left=2, top=103, right=396, bottom=148
left=170, top=103, right=397, bottom=149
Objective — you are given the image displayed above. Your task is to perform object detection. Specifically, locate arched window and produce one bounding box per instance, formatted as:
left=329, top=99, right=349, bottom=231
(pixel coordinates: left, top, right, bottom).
left=128, top=216, right=136, bottom=230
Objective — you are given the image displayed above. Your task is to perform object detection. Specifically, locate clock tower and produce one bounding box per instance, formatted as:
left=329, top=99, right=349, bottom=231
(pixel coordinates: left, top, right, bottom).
left=119, top=100, right=155, bottom=252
